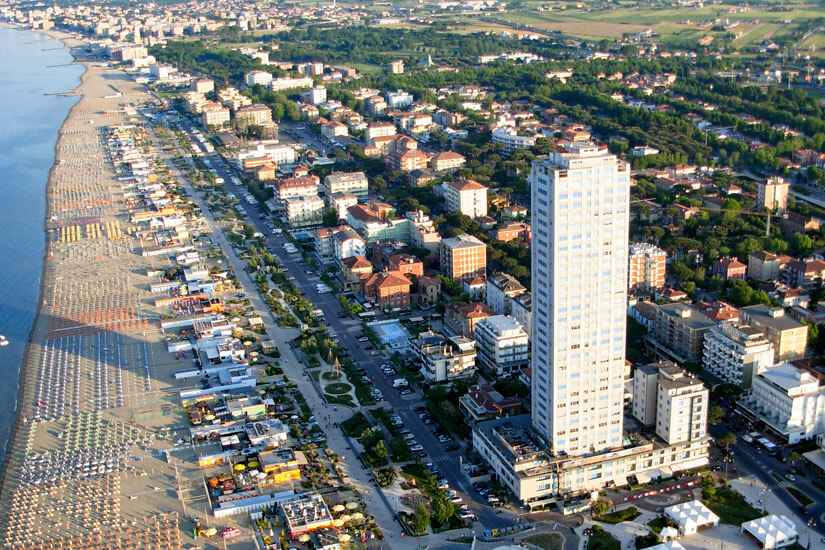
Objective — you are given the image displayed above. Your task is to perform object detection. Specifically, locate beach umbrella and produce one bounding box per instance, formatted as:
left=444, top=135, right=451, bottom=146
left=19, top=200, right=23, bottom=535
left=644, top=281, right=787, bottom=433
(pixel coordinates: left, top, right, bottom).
left=338, top=534, right=351, bottom=543
left=298, top=534, right=310, bottom=543
left=351, top=512, right=364, bottom=521
left=332, top=519, right=344, bottom=528
left=204, top=528, right=217, bottom=537
left=345, top=502, right=358, bottom=510
left=248, top=461, right=259, bottom=468
left=332, top=505, right=345, bottom=513
left=339, top=514, right=351, bottom=523
left=234, top=464, right=246, bottom=471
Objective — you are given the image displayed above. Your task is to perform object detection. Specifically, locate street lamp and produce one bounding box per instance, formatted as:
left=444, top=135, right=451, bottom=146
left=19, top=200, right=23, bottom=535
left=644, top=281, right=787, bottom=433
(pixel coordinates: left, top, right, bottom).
left=807, top=517, right=816, bottom=550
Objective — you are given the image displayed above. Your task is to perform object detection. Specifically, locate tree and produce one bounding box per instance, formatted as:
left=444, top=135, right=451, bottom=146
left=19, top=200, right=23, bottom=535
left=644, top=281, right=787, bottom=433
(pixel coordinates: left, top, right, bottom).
left=708, top=406, right=725, bottom=424
left=698, top=471, right=718, bottom=490
left=373, top=439, right=389, bottom=460
left=789, top=451, right=801, bottom=466
left=717, top=432, right=736, bottom=454
left=322, top=208, right=338, bottom=227
left=411, top=502, right=430, bottom=534
left=591, top=496, right=612, bottom=517
left=790, top=232, right=814, bottom=258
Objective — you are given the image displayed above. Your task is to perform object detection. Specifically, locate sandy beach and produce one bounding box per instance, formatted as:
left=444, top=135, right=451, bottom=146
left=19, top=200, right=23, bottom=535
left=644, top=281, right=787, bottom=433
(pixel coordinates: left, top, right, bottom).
left=0, top=26, right=200, bottom=550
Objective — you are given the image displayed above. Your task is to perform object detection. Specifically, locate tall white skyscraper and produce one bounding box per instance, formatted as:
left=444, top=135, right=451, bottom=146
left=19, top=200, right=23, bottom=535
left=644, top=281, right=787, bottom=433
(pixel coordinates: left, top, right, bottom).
left=529, top=143, right=631, bottom=457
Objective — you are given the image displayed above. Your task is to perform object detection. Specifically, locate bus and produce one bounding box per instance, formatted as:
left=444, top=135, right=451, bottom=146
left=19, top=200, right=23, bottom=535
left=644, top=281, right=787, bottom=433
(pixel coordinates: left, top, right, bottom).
left=358, top=311, right=377, bottom=320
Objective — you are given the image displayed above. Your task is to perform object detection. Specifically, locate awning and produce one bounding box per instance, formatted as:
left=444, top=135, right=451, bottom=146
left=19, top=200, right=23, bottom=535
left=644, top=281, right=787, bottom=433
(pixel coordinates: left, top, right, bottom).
left=612, top=475, right=628, bottom=487
left=635, top=471, right=652, bottom=484
left=660, top=466, right=673, bottom=476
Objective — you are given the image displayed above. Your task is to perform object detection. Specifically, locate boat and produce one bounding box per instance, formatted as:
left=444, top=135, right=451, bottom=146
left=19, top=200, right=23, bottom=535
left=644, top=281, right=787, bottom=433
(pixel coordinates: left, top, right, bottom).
left=0, top=336, right=8, bottom=346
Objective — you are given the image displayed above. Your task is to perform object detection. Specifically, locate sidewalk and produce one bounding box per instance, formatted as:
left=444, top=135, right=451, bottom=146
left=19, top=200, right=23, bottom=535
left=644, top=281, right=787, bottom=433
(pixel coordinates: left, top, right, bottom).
left=154, top=126, right=485, bottom=550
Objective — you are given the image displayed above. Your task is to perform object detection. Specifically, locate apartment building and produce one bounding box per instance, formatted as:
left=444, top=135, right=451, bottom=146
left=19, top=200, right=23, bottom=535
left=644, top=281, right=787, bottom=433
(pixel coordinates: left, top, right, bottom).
left=783, top=259, right=825, bottom=290
left=632, top=363, right=661, bottom=427
left=269, top=76, right=314, bottom=91
left=702, top=322, right=774, bottom=388
left=386, top=89, right=414, bottom=108
left=202, top=104, right=230, bottom=128
left=651, top=302, right=716, bottom=363
left=327, top=192, right=358, bottom=221
left=492, top=222, right=532, bottom=244
left=332, top=228, right=366, bottom=266
left=474, top=315, right=529, bottom=376
left=510, top=292, right=532, bottom=342
left=655, top=364, right=709, bottom=445
left=273, top=177, right=319, bottom=210
left=412, top=330, right=477, bottom=383
left=387, top=149, right=428, bottom=172
left=628, top=243, right=667, bottom=293
left=711, top=257, right=747, bottom=280
left=218, top=87, right=252, bottom=110
left=743, top=362, right=825, bottom=444
left=440, top=234, right=486, bottom=284
left=283, top=195, right=324, bottom=228
left=302, top=85, right=327, bottom=105
left=324, top=172, right=369, bottom=198
left=491, top=126, right=536, bottom=151
left=757, top=176, right=789, bottom=212
left=486, top=273, right=526, bottom=315
left=430, top=151, right=466, bottom=172
left=748, top=250, right=791, bottom=281
left=192, top=78, right=214, bottom=94
left=235, top=104, right=272, bottom=126
left=740, top=305, right=808, bottom=363
left=444, top=178, right=488, bottom=218
left=245, top=70, right=273, bottom=87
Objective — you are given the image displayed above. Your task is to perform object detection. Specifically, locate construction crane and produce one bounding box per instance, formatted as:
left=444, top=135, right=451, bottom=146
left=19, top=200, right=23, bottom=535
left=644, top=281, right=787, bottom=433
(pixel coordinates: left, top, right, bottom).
left=630, top=199, right=778, bottom=236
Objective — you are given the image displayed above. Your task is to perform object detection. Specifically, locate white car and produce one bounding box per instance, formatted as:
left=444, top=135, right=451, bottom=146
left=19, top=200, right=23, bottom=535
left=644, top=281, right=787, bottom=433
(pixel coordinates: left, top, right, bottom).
left=409, top=444, right=424, bottom=452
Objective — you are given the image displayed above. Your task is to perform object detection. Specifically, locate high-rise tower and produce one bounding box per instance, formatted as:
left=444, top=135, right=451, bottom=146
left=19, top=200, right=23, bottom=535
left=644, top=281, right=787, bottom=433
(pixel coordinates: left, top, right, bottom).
left=529, top=142, right=631, bottom=457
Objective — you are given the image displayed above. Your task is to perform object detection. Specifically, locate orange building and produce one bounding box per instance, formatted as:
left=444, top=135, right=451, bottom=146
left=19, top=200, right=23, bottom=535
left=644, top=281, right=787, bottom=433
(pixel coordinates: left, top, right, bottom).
left=440, top=234, right=486, bottom=284
left=628, top=242, right=666, bottom=293
left=388, top=253, right=424, bottom=278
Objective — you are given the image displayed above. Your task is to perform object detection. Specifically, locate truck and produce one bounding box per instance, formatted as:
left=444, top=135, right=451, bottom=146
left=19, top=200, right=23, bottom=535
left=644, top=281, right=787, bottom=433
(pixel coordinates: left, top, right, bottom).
left=311, top=309, right=324, bottom=318
left=393, top=378, right=409, bottom=388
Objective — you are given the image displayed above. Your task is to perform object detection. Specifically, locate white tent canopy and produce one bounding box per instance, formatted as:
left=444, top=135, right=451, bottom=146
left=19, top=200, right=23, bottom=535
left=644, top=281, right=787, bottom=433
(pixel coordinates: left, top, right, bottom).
left=741, top=515, right=798, bottom=549
left=646, top=542, right=685, bottom=550
left=660, top=526, right=679, bottom=541
left=665, top=500, right=720, bottom=535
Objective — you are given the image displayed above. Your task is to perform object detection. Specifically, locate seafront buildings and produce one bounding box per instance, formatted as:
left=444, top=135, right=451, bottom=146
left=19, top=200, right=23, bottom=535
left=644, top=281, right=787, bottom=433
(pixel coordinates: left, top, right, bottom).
left=473, top=143, right=710, bottom=507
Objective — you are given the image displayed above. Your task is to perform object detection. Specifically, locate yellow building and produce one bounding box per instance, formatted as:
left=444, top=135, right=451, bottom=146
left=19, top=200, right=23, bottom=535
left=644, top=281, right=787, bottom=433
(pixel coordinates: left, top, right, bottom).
left=258, top=449, right=302, bottom=484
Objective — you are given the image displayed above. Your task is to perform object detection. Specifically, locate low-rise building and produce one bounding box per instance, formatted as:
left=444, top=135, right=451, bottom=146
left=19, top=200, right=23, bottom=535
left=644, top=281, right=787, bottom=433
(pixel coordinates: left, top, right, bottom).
left=366, top=122, right=397, bottom=140
left=417, top=275, right=441, bottom=307
left=280, top=494, right=333, bottom=539
left=491, top=222, right=531, bottom=244
left=320, top=119, right=348, bottom=138
left=740, top=305, right=807, bottom=363
left=332, top=228, right=366, bottom=266
left=742, top=362, right=825, bottom=444
left=386, top=89, right=414, bottom=108
left=445, top=301, right=496, bottom=337
left=702, top=322, right=774, bottom=388
left=459, top=384, right=522, bottom=422
left=192, top=78, right=214, bottom=94
left=340, top=256, right=373, bottom=291
left=491, top=126, right=536, bottom=151
left=388, top=254, right=423, bottom=278
left=269, top=76, right=314, bottom=92
left=412, top=330, right=477, bottom=383
left=362, top=271, right=412, bottom=310
left=711, top=257, right=747, bottom=280
left=474, top=315, right=529, bottom=377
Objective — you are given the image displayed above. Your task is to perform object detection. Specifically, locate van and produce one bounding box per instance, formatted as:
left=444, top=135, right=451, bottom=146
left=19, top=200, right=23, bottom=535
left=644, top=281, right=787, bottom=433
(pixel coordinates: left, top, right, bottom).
left=393, top=378, right=409, bottom=388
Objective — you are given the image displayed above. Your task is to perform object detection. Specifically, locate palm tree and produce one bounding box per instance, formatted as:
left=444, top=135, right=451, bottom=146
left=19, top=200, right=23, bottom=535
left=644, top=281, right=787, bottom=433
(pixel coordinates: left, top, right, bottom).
left=718, top=432, right=737, bottom=480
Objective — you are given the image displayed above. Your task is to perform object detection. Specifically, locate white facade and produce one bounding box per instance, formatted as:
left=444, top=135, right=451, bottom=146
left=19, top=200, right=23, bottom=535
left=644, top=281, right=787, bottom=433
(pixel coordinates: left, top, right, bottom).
left=245, top=70, right=273, bottom=86
left=655, top=366, right=708, bottom=445
left=284, top=195, right=324, bottom=228
left=413, top=331, right=477, bottom=383
left=492, top=126, right=537, bottom=151
left=745, top=362, right=825, bottom=444
left=486, top=273, right=526, bottom=315
left=237, top=143, right=296, bottom=168
left=474, top=315, right=529, bottom=376
left=510, top=292, right=532, bottom=343
left=444, top=179, right=488, bottom=218
left=529, top=142, right=631, bottom=457
left=632, top=364, right=659, bottom=426
left=332, top=229, right=366, bottom=265
left=269, top=76, right=314, bottom=91
left=702, top=322, right=774, bottom=389
left=324, top=172, right=369, bottom=198
left=304, top=86, right=327, bottom=106
left=386, top=89, right=414, bottom=108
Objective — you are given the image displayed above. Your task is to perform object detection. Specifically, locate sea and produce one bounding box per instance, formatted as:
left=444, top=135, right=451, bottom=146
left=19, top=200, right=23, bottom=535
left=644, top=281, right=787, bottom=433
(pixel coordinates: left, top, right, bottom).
left=0, top=26, right=84, bottom=462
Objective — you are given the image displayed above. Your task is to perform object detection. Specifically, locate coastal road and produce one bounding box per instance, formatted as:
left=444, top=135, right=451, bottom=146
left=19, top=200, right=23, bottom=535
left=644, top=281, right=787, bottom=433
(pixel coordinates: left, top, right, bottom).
left=155, top=118, right=518, bottom=538
left=203, top=148, right=514, bottom=531
left=709, top=422, right=825, bottom=540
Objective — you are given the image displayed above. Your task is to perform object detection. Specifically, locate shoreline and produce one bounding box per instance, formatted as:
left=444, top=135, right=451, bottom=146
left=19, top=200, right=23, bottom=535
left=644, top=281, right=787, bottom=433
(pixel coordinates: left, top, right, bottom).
left=0, top=24, right=88, bottom=493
